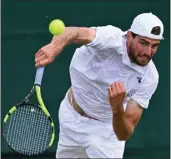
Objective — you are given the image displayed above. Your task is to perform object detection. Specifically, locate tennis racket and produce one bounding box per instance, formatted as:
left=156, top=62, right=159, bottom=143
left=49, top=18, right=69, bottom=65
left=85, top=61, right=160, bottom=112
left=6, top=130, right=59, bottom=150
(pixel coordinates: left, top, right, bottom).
left=2, top=67, right=55, bottom=156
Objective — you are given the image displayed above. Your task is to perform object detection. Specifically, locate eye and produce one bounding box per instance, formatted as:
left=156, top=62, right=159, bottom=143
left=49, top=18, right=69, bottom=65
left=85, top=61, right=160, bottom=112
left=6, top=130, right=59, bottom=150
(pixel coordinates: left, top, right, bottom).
left=152, top=44, right=159, bottom=49
left=152, top=45, right=158, bottom=50
left=140, top=42, right=148, bottom=46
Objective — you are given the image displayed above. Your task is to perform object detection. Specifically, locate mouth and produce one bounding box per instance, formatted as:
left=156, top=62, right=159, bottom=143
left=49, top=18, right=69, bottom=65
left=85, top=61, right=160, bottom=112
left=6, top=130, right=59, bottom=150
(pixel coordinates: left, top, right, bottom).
left=140, top=56, right=149, bottom=60
left=139, top=56, right=150, bottom=61
left=136, top=56, right=151, bottom=66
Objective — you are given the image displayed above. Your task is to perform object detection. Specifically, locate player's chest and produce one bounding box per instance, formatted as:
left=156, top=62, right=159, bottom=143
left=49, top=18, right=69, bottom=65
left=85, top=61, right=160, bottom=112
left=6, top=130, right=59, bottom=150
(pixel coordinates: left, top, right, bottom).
left=91, top=60, right=143, bottom=95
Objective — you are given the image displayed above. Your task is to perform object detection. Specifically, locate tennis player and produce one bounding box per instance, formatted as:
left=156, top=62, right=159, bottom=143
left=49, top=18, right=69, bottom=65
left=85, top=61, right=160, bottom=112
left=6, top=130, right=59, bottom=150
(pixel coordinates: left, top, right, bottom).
left=35, top=13, right=164, bottom=158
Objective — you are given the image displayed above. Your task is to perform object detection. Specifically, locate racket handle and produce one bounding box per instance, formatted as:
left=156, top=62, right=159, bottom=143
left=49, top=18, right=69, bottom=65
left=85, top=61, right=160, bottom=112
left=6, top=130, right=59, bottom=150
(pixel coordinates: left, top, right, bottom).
left=34, top=67, right=45, bottom=86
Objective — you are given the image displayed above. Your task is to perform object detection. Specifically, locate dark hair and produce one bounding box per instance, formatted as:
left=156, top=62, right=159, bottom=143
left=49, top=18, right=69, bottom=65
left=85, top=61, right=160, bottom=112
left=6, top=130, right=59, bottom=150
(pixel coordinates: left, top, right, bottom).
left=151, top=26, right=161, bottom=35
left=131, top=32, right=138, bottom=38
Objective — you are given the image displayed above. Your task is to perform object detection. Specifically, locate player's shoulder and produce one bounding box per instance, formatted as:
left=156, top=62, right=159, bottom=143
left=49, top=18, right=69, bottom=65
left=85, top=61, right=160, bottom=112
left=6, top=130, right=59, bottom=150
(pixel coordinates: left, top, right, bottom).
left=100, top=25, right=122, bottom=31
left=91, top=25, right=123, bottom=36
left=86, top=25, right=124, bottom=49
left=145, top=60, right=159, bottom=83
left=102, top=25, right=122, bottom=33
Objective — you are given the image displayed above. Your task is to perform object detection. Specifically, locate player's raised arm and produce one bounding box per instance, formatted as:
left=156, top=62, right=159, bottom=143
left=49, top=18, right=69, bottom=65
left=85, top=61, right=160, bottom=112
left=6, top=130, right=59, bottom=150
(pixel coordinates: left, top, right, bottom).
left=52, top=27, right=96, bottom=45
left=35, top=27, right=96, bottom=67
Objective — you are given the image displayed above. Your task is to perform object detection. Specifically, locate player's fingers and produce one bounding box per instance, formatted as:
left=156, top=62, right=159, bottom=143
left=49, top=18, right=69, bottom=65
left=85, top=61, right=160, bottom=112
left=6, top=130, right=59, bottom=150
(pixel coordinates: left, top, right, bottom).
left=115, top=82, right=120, bottom=94
left=35, top=58, right=54, bottom=67
left=108, top=86, right=112, bottom=97
left=108, top=86, right=114, bottom=104
left=35, top=59, right=48, bottom=67
left=111, top=83, right=117, bottom=97
left=35, top=54, right=46, bottom=63
left=113, top=82, right=125, bottom=95
left=118, top=82, right=125, bottom=92
left=118, top=82, right=126, bottom=96
left=35, top=61, right=44, bottom=68
left=35, top=49, right=43, bottom=58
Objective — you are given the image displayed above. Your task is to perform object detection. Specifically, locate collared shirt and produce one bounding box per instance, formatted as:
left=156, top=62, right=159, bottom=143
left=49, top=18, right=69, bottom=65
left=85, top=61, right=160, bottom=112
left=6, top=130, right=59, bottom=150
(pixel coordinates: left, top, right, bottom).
left=69, top=25, right=159, bottom=122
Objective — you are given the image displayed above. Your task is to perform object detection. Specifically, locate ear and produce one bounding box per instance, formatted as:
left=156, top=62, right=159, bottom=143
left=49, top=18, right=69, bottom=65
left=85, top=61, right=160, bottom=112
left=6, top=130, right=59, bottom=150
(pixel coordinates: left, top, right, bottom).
left=126, top=31, right=132, bottom=39
left=126, top=31, right=133, bottom=47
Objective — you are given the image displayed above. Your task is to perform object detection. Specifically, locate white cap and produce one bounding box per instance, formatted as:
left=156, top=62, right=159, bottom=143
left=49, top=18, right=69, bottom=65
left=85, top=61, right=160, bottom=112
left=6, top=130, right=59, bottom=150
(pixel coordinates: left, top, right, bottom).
left=130, top=12, right=164, bottom=40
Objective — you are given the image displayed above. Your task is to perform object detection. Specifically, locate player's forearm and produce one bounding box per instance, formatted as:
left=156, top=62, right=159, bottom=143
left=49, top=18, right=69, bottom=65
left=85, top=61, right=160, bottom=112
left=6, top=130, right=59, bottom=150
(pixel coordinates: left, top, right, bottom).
left=112, top=105, right=134, bottom=141
left=51, top=27, right=79, bottom=48
left=35, top=27, right=95, bottom=67
left=51, top=27, right=95, bottom=48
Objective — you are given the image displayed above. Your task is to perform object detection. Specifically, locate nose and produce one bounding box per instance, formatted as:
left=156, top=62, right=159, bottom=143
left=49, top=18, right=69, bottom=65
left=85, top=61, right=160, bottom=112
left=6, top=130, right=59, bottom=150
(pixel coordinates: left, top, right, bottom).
left=144, top=46, right=152, bottom=56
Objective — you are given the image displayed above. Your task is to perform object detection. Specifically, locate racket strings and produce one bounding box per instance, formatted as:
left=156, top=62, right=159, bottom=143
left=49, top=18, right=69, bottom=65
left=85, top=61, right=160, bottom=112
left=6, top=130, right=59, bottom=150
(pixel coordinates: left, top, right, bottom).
left=3, top=105, right=53, bottom=155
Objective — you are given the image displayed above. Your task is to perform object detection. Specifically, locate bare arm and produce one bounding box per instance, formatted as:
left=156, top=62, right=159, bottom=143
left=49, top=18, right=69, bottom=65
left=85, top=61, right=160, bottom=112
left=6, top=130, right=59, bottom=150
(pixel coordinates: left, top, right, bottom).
left=35, top=27, right=96, bottom=67
left=112, top=99, right=143, bottom=141
left=51, top=27, right=96, bottom=47
left=108, top=82, right=144, bottom=141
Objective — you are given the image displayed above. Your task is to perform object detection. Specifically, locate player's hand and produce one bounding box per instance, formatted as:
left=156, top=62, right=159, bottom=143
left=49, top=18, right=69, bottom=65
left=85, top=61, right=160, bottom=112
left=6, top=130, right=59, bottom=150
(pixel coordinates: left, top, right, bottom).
left=108, top=81, right=126, bottom=113
left=35, top=43, right=62, bottom=67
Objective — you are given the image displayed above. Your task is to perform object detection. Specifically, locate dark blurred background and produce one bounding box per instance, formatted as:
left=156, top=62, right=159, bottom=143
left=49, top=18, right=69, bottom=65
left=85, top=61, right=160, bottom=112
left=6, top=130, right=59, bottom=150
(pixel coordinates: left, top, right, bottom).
left=1, top=0, right=170, bottom=158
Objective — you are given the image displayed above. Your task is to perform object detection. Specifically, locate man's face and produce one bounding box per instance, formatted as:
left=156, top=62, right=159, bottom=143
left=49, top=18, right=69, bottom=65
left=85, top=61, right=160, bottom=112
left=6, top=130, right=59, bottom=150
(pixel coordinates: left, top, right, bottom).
left=127, top=32, right=160, bottom=66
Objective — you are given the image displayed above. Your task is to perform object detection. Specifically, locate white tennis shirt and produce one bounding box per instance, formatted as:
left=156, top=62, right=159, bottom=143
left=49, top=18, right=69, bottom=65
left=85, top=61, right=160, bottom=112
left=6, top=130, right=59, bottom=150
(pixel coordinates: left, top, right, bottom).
left=69, top=25, right=159, bottom=122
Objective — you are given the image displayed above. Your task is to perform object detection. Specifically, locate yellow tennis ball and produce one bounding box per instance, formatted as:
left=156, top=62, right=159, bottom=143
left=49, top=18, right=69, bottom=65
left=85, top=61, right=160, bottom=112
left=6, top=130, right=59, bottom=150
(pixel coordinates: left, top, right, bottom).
left=49, top=19, right=65, bottom=35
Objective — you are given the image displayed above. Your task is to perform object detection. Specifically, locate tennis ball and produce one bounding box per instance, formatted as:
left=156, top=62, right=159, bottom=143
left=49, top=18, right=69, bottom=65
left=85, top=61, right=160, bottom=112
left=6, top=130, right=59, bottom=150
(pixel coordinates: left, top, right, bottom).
left=49, top=19, right=65, bottom=35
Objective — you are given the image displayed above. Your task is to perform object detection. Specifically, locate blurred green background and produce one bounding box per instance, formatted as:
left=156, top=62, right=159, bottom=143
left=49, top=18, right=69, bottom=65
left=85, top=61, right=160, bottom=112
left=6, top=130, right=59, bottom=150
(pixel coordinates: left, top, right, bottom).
left=2, top=0, right=170, bottom=158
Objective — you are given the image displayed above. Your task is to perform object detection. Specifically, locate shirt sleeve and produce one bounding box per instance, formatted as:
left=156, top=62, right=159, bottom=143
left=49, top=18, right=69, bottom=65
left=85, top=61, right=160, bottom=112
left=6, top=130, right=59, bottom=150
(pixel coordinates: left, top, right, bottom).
left=86, top=25, right=122, bottom=50
left=130, top=76, right=159, bottom=109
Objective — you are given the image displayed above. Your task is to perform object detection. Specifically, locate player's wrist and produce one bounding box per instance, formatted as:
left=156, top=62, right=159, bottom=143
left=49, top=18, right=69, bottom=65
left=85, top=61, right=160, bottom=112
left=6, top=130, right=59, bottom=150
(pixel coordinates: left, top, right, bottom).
left=112, top=104, right=123, bottom=114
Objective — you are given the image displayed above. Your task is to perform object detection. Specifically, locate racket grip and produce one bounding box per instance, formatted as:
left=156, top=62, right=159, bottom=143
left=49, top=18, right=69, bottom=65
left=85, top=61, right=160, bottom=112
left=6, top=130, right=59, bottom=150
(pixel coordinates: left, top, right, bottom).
left=34, top=67, right=45, bottom=85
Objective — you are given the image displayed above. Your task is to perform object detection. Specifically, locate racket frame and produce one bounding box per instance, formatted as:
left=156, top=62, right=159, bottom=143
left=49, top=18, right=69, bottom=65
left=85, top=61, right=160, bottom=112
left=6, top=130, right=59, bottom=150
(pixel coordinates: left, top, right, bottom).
left=2, top=84, right=55, bottom=156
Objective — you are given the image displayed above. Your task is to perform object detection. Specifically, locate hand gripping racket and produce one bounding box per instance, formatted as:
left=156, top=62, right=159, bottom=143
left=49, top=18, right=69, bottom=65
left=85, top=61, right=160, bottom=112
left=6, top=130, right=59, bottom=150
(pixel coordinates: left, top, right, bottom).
left=2, top=67, right=55, bottom=156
